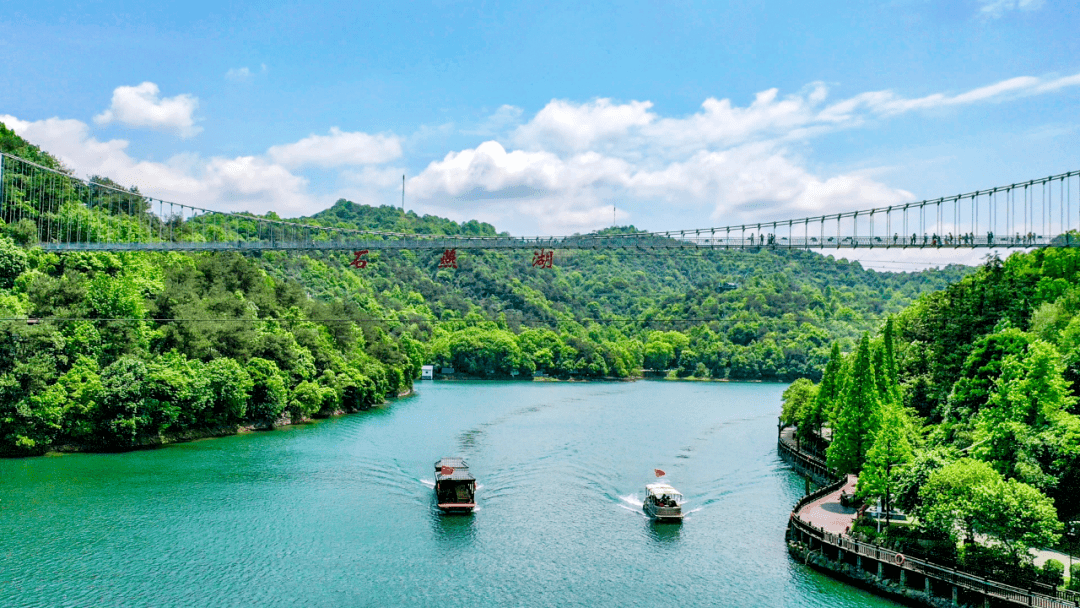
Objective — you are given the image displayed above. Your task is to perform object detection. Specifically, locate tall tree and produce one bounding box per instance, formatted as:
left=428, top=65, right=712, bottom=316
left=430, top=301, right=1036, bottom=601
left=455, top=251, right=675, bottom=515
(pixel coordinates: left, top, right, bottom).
left=972, top=341, right=1080, bottom=492
left=944, top=328, right=1032, bottom=432
left=882, top=316, right=902, bottom=406
left=917, top=458, right=1000, bottom=544
left=828, top=334, right=882, bottom=474
left=981, top=478, right=1063, bottom=565
left=872, top=342, right=893, bottom=407
left=858, top=404, right=914, bottom=526
left=811, top=342, right=844, bottom=439
left=780, top=378, right=818, bottom=450
left=921, top=462, right=1061, bottom=569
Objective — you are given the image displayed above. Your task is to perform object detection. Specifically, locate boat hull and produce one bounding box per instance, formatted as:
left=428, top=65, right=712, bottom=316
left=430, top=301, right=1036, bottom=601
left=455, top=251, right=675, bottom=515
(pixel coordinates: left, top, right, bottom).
left=643, top=503, right=683, bottom=522
left=437, top=502, right=476, bottom=514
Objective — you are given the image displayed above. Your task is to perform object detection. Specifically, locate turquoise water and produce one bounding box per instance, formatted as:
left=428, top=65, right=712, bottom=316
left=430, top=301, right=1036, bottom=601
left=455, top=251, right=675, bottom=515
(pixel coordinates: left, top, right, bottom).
left=0, top=381, right=900, bottom=607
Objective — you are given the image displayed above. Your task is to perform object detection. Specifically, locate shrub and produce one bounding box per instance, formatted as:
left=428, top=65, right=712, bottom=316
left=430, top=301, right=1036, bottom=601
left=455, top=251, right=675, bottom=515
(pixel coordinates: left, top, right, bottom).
left=0, top=235, right=28, bottom=288
left=287, top=381, right=324, bottom=422
left=1042, top=559, right=1064, bottom=587
left=245, top=358, right=287, bottom=424
left=959, top=544, right=1038, bottom=587
left=204, top=358, right=252, bottom=426
left=2, top=219, right=38, bottom=246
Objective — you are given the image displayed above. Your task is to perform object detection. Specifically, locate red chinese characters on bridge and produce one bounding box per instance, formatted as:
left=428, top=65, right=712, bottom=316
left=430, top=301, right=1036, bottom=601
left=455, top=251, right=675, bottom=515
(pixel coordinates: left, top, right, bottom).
left=531, top=249, right=554, bottom=269
left=438, top=248, right=458, bottom=269
left=349, top=250, right=369, bottom=269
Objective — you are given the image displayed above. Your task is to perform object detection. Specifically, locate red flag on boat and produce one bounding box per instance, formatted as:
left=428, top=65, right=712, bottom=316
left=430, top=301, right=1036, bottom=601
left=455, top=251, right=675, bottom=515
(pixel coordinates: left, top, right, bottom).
left=441, top=466, right=454, bottom=476
left=654, top=469, right=665, bottom=477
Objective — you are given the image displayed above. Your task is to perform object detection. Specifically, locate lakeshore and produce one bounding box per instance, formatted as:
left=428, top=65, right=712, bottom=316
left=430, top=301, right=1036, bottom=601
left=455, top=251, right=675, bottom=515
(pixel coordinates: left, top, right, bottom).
left=2, top=381, right=899, bottom=607
left=779, top=426, right=1079, bottom=608
left=12, top=377, right=789, bottom=459
left=26, top=389, right=417, bottom=458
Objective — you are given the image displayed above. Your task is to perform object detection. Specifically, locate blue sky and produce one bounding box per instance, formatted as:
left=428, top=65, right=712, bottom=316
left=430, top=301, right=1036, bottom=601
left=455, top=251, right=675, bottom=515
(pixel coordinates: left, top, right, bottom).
left=2, top=0, right=1078, bottom=267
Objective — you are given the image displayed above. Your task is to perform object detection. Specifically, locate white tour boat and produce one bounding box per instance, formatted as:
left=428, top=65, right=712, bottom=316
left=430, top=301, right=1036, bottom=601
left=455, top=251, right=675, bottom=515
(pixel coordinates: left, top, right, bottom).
left=643, top=483, right=684, bottom=522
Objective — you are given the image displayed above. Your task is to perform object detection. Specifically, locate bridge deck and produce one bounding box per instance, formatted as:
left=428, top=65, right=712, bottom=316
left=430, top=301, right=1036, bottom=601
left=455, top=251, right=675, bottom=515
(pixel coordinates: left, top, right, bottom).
left=35, top=235, right=1067, bottom=252
left=5, top=151, right=1080, bottom=254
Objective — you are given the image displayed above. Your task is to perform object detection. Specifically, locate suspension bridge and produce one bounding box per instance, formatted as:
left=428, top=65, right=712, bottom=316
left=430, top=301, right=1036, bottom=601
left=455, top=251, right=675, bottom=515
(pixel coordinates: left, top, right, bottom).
left=2, top=152, right=1079, bottom=254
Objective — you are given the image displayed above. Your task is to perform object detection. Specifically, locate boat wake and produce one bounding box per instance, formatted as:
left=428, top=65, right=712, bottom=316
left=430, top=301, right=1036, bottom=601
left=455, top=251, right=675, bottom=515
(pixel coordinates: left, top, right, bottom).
left=420, top=478, right=435, bottom=489
left=617, top=493, right=647, bottom=517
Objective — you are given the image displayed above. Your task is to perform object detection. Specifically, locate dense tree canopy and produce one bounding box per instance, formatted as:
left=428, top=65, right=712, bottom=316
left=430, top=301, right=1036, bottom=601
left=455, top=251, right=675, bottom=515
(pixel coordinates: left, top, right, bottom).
left=857, top=403, right=914, bottom=525
left=0, top=124, right=971, bottom=455
left=787, top=244, right=1080, bottom=581
left=827, top=335, right=883, bottom=474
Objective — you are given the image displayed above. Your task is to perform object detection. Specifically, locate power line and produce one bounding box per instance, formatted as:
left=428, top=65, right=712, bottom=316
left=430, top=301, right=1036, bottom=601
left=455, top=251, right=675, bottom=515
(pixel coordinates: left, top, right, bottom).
left=4, top=314, right=902, bottom=325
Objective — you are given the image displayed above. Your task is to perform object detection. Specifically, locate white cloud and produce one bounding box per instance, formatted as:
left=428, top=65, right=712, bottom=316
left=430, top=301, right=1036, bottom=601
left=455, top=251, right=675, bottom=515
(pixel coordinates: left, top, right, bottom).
left=225, top=67, right=252, bottom=82
left=405, top=71, right=1080, bottom=233
left=411, top=141, right=624, bottom=199
left=93, top=82, right=202, bottom=138
left=978, top=0, right=1044, bottom=18
left=513, top=98, right=655, bottom=152
left=498, top=71, right=1080, bottom=169
left=644, top=85, right=824, bottom=154
left=2, top=114, right=313, bottom=215
left=1033, top=72, right=1080, bottom=94
left=823, top=75, right=1046, bottom=118
left=463, top=105, right=524, bottom=137
left=407, top=139, right=913, bottom=234
left=341, top=165, right=408, bottom=190
left=267, top=127, right=402, bottom=168
left=5, top=68, right=1080, bottom=237
left=225, top=64, right=267, bottom=82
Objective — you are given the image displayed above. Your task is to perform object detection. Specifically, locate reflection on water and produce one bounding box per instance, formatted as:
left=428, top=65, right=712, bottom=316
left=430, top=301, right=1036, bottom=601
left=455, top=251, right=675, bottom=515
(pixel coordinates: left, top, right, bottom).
left=647, top=520, right=683, bottom=544
left=432, top=509, right=477, bottom=547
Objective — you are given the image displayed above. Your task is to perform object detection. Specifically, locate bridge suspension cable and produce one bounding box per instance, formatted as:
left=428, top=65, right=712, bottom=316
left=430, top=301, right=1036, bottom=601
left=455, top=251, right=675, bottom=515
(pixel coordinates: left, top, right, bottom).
left=2, top=152, right=1078, bottom=252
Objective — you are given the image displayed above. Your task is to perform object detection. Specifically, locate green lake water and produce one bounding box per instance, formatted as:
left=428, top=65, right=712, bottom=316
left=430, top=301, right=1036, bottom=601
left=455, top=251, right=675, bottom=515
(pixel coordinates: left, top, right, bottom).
left=0, top=381, right=901, bottom=607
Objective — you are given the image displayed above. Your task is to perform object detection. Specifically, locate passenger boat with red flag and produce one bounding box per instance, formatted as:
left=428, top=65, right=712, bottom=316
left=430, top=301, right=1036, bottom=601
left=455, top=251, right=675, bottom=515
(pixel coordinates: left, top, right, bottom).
left=434, top=457, right=476, bottom=513
left=643, top=469, right=684, bottom=522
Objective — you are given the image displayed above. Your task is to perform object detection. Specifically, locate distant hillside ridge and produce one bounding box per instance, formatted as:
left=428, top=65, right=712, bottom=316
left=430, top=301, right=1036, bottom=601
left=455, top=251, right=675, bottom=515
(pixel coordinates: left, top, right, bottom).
left=0, top=121, right=972, bottom=456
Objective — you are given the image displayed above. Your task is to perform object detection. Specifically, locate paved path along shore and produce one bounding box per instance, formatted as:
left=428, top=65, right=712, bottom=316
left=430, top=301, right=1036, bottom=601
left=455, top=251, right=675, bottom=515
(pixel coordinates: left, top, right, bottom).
left=779, top=427, right=858, bottom=533
left=799, top=474, right=859, bottom=533
left=780, top=425, right=1077, bottom=579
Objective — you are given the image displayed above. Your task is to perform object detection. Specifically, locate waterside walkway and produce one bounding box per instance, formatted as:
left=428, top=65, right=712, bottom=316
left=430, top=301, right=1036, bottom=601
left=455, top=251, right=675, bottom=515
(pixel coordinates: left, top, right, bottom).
left=778, top=426, right=1079, bottom=608
left=778, top=427, right=859, bottom=533
left=799, top=473, right=859, bottom=534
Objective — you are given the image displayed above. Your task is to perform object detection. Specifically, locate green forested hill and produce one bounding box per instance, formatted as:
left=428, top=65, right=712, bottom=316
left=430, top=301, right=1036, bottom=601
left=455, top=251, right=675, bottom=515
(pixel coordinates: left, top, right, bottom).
left=261, top=204, right=970, bottom=381
left=0, top=124, right=970, bottom=455
left=781, top=245, right=1080, bottom=586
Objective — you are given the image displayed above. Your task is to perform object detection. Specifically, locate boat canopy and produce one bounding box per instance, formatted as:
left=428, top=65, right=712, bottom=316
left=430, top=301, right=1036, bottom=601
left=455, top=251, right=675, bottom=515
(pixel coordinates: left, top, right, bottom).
left=435, top=457, right=476, bottom=482
left=645, top=483, right=684, bottom=503
left=437, top=468, right=476, bottom=482
left=436, top=457, right=469, bottom=469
